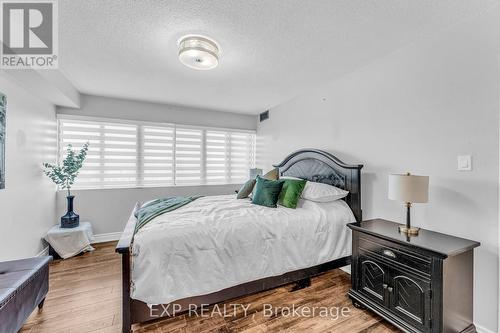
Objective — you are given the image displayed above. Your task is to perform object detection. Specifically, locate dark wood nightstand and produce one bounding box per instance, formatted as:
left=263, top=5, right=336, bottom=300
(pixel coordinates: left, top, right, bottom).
left=347, top=219, right=480, bottom=333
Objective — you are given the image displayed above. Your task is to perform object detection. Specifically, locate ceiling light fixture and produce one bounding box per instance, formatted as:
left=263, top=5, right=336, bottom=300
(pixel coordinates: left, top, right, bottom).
left=178, top=35, right=219, bottom=70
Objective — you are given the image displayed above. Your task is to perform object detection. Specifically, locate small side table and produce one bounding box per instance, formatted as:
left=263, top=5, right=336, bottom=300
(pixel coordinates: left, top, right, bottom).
left=44, top=222, right=94, bottom=259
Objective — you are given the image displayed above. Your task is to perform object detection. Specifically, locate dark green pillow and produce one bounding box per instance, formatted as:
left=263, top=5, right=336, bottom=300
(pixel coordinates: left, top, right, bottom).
left=278, top=179, right=307, bottom=209
left=237, top=179, right=256, bottom=199
left=252, top=176, right=284, bottom=208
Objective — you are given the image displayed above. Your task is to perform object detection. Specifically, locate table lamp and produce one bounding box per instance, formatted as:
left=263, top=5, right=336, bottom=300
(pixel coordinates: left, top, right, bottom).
left=388, top=173, right=429, bottom=236
left=249, top=168, right=263, bottom=179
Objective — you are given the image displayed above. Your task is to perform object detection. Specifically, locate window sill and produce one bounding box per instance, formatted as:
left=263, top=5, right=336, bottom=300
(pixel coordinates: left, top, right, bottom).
left=56, top=183, right=243, bottom=192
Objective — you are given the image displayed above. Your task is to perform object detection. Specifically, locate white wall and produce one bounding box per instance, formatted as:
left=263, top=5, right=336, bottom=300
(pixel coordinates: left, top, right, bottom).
left=57, top=94, right=256, bottom=130
left=56, top=95, right=256, bottom=235
left=0, top=75, right=57, bottom=261
left=256, top=9, right=500, bottom=333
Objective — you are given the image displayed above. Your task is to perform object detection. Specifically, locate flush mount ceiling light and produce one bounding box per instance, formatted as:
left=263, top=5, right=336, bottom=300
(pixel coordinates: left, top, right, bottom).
left=178, top=35, right=219, bottom=70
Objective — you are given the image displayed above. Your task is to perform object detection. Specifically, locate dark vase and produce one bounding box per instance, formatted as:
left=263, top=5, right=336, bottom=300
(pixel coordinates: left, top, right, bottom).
left=61, top=195, right=79, bottom=228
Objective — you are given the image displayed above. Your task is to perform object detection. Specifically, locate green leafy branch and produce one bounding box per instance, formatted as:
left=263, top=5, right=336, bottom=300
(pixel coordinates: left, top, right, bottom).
left=43, top=143, right=89, bottom=196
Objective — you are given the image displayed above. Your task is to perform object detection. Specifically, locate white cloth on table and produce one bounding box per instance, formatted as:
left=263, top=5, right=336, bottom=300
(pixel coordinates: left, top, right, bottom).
left=44, top=222, right=94, bottom=259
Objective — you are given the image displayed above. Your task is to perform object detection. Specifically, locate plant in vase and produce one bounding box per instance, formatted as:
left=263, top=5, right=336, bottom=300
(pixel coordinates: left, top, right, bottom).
left=43, top=143, right=89, bottom=228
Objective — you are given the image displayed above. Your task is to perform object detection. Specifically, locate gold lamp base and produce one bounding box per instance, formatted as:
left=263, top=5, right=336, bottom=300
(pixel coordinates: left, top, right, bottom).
left=398, top=225, right=420, bottom=236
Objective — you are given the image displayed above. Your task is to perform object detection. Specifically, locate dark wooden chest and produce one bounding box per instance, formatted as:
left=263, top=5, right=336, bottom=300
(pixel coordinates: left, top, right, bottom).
left=348, top=219, right=480, bottom=333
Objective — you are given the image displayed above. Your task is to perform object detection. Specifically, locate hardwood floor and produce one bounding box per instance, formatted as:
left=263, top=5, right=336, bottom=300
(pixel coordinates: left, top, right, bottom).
left=21, top=242, right=399, bottom=333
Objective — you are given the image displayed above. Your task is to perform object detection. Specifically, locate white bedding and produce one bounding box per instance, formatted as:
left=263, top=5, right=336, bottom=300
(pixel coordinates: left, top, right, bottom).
left=131, top=194, right=355, bottom=304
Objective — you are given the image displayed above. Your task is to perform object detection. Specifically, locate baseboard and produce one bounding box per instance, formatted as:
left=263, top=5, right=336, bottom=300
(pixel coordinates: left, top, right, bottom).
left=340, top=265, right=351, bottom=274
left=91, top=232, right=121, bottom=244
left=37, top=245, right=49, bottom=257
left=476, top=324, right=495, bottom=333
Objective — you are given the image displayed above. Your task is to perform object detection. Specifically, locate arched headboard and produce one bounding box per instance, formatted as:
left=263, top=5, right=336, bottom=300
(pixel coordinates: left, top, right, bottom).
left=273, top=149, right=363, bottom=221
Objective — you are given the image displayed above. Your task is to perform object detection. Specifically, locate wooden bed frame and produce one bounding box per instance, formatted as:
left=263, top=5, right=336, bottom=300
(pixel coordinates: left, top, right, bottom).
left=116, top=149, right=363, bottom=332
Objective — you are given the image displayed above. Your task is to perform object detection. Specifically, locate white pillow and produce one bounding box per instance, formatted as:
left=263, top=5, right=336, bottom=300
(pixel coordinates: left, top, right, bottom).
left=301, top=181, right=348, bottom=202
left=281, top=176, right=303, bottom=180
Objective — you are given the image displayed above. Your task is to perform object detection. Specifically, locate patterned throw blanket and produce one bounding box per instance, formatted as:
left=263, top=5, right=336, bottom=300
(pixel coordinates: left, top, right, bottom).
left=134, top=196, right=202, bottom=232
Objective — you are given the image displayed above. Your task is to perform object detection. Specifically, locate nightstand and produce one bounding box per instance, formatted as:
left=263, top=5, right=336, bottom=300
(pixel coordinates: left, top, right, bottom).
left=347, top=219, right=480, bottom=333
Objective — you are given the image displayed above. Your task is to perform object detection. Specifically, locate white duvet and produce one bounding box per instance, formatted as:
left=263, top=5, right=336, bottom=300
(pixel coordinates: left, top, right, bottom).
left=131, top=194, right=355, bottom=304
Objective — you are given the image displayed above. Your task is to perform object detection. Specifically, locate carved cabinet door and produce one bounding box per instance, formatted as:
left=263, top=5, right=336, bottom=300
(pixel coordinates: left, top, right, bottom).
left=359, top=256, right=389, bottom=306
left=389, top=267, right=432, bottom=332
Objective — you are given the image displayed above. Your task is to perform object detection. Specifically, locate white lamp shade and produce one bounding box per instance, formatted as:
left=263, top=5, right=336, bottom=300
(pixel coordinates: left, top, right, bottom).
left=388, top=174, right=429, bottom=203
left=249, top=168, right=263, bottom=179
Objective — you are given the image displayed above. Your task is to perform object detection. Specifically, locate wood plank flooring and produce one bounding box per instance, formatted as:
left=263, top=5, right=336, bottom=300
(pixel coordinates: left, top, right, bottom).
left=20, top=242, right=399, bottom=333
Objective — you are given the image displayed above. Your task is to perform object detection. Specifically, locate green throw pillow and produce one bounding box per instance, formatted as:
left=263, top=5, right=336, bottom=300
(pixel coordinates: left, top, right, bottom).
left=237, top=179, right=256, bottom=199
left=278, top=179, right=307, bottom=209
left=252, top=176, right=284, bottom=208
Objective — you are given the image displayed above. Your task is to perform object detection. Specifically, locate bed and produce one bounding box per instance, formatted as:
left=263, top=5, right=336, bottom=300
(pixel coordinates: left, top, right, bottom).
left=116, top=149, right=363, bottom=332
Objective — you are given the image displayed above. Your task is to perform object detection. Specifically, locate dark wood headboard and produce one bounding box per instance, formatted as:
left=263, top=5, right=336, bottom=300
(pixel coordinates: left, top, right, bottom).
left=273, top=149, right=363, bottom=221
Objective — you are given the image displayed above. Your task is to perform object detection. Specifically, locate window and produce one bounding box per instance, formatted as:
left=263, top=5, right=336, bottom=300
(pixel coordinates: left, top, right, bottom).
left=142, top=124, right=175, bottom=187
left=175, top=127, right=203, bottom=185
left=205, top=130, right=255, bottom=184
left=58, top=115, right=255, bottom=189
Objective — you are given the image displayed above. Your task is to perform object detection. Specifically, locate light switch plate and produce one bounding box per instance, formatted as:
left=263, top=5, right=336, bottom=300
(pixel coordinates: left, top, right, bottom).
left=457, top=155, right=472, bottom=171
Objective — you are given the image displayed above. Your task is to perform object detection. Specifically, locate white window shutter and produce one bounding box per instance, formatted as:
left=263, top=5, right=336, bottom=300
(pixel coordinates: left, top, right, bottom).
left=58, top=116, right=255, bottom=189
left=206, top=130, right=229, bottom=184
left=230, top=132, right=255, bottom=183
left=174, top=127, right=204, bottom=185
left=141, top=124, right=175, bottom=187
left=59, top=117, right=138, bottom=189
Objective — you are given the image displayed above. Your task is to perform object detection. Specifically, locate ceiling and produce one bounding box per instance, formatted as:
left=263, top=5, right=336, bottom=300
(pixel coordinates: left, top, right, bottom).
left=59, top=0, right=498, bottom=114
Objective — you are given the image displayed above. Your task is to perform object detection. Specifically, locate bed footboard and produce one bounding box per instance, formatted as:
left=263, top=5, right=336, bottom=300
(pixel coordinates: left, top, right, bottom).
left=116, top=203, right=140, bottom=333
